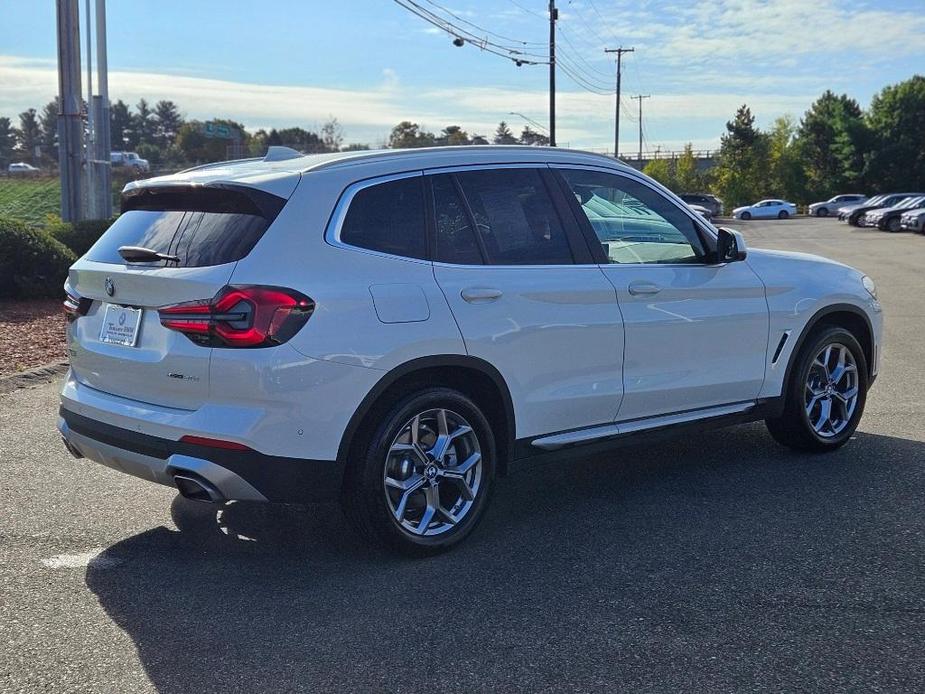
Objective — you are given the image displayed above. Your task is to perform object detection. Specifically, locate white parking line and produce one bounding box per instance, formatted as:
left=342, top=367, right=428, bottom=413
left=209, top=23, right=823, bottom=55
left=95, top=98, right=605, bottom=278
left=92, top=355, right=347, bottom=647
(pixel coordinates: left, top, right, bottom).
left=41, top=548, right=122, bottom=569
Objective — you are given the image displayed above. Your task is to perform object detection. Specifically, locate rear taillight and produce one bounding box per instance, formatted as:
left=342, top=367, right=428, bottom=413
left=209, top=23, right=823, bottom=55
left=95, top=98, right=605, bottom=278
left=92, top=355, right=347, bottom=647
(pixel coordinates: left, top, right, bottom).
left=63, top=290, right=92, bottom=321
left=158, top=285, right=314, bottom=348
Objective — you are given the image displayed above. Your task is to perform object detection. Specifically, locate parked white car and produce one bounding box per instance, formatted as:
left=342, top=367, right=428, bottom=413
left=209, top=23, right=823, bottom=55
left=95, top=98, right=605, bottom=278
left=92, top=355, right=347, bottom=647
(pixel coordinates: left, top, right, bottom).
left=808, top=194, right=866, bottom=217
left=732, top=199, right=798, bottom=220
left=58, top=146, right=883, bottom=555
left=111, top=151, right=150, bottom=172
left=687, top=203, right=713, bottom=220
left=8, top=162, right=40, bottom=176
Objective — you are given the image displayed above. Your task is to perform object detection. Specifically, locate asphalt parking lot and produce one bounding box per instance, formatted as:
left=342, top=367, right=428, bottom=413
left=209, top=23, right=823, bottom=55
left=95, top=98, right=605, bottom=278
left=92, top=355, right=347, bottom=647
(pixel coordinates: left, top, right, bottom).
left=1, top=217, right=923, bottom=693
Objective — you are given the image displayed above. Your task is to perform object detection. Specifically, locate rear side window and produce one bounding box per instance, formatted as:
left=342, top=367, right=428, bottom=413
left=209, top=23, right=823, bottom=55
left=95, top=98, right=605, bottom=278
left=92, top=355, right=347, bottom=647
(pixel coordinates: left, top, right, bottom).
left=340, top=177, right=427, bottom=259
left=454, top=169, right=573, bottom=265
left=87, top=186, right=283, bottom=267
left=432, top=174, right=483, bottom=265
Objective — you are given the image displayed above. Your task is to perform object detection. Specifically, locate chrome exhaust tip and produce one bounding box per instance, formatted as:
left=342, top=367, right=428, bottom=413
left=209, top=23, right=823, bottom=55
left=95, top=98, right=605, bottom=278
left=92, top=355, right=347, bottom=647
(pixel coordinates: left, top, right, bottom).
left=173, top=474, right=224, bottom=503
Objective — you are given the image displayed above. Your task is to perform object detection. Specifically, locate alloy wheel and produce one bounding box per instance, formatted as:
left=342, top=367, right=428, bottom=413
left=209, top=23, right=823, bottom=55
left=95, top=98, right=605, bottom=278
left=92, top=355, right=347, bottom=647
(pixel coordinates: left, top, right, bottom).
left=804, top=343, right=859, bottom=438
left=383, top=408, right=483, bottom=537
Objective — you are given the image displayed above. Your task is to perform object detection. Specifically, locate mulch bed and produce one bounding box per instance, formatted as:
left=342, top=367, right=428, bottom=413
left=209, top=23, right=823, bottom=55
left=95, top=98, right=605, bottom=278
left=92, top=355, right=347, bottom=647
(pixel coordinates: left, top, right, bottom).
left=0, top=299, right=68, bottom=376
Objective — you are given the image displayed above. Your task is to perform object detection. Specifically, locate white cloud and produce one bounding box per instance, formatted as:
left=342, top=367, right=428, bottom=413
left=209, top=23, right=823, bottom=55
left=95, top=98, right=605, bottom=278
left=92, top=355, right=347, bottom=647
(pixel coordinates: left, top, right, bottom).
left=0, top=54, right=818, bottom=151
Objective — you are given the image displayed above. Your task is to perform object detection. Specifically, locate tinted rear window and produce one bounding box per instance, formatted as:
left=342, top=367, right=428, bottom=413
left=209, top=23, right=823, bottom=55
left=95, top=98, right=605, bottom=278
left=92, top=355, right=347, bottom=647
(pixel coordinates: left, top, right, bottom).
left=86, top=210, right=270, bottom=267
left=87, top=186, right=283, bottom=267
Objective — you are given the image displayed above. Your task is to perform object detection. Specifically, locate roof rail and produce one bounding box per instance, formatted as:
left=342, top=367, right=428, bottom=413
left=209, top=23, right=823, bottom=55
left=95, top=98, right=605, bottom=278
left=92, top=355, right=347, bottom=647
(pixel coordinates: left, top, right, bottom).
left=179, top=157, right=262, bottom=174
left=264, top=146, right=304, bottom=162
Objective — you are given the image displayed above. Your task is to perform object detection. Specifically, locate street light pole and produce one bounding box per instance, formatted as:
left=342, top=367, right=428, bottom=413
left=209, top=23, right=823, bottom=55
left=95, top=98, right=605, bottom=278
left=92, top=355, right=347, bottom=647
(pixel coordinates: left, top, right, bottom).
left=508, top=111, right=549, bottom=134
left=604, top=47, right=633, bottom=158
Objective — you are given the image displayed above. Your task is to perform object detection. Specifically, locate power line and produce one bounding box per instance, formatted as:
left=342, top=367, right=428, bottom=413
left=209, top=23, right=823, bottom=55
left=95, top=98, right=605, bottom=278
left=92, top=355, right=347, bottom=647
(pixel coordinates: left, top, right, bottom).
left=586, top=0, right=619, bottom=44
left=557, top=58, right=611, bottom=95
left=393, top=0, right=549, bottom=64
left=564, top=0, right=609, bottom=48
left=421, top=0, right=545, bottom=46
left=505, top=0, right=546, bottom=20
left=558, top=26, right=611, bottom=80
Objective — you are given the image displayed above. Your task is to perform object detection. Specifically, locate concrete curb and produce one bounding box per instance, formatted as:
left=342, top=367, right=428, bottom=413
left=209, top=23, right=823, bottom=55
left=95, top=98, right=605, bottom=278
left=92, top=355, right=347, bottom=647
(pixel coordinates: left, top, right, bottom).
left=0, top=361, right=69, bottom=396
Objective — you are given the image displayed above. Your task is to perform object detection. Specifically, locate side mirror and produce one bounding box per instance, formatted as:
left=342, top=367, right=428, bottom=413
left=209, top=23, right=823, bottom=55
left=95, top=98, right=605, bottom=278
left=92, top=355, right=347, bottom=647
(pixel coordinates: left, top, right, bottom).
left=716, top=227, right=747, bottom=263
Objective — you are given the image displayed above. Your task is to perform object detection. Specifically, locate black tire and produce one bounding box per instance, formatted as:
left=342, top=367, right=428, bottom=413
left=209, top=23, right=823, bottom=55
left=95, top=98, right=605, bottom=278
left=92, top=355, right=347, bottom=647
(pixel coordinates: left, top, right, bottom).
left=766, top=327, right=868, bottom=452
left=817, top=207, right=829, bottom=217
left=740, top=211, right=752, bottom=220
left=886, top=216, right=901, bottom=232
left=342, top=387, right=496, bottom=556
left=778, top=210, right=789, bottom=219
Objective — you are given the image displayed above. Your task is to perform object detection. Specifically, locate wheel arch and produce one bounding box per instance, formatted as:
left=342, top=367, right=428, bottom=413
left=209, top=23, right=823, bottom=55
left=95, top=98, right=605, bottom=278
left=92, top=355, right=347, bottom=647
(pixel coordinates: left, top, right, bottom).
left=783, top=303, right=875, bottom=391
left=336, top=355, right=516, bottom=477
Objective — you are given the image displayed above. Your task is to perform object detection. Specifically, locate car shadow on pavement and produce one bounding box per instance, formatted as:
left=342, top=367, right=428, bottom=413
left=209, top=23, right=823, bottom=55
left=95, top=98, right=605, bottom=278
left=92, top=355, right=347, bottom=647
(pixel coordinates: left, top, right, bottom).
left=85, top=423, right=925, bottom=693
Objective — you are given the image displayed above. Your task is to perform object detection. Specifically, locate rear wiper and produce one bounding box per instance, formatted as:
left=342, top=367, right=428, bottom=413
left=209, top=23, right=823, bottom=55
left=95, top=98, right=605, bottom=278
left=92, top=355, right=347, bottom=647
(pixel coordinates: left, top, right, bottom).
left=118, top=246, right=180, bottom=263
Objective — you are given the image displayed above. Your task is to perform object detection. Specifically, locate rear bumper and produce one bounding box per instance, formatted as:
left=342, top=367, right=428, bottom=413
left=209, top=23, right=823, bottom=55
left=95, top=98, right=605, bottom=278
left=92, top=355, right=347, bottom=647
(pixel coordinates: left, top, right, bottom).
left=58, top=407, right=344, bottom=503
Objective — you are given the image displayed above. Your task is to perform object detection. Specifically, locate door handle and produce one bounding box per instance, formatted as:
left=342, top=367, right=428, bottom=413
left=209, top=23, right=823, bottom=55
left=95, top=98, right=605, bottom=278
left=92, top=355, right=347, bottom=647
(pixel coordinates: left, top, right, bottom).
left=461, top=287, right=503, bottom=303
left=628, top=281, right=661, bottom=296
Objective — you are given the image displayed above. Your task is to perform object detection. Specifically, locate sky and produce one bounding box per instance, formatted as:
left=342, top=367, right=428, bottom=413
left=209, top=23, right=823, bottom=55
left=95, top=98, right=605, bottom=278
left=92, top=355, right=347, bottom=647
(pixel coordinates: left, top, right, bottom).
left=1, top=0, right=923, bottom=152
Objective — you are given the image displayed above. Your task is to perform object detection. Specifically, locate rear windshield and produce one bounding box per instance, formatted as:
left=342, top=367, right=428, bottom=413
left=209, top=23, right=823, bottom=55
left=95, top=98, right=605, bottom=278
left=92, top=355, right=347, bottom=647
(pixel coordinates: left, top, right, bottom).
left=86, top=186, right=283, bottom=267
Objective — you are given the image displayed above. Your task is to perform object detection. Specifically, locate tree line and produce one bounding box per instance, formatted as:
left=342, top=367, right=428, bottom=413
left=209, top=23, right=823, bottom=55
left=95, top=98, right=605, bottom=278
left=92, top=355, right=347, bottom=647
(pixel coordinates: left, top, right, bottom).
left=2, top=74, right=921, bottom=209
left=0, top=97, right=549, bottom=172
left=644, top=75, right=925, bottom=207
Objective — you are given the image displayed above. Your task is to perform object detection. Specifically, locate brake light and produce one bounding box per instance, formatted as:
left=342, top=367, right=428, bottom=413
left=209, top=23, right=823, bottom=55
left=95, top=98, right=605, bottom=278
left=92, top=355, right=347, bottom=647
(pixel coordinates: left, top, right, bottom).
left=159, top=285, right=314, bottom=348
left=63, top=290, right=92, bottom=321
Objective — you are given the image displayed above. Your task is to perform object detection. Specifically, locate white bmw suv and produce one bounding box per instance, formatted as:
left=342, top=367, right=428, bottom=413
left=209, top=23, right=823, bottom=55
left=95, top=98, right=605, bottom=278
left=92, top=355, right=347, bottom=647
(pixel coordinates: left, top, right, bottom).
left=59, top=146, right=883, bottom=555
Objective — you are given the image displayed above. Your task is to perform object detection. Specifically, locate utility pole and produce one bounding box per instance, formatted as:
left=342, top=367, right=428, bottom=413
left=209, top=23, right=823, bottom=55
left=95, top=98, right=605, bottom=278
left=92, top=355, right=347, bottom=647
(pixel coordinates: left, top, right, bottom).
left=84, top=0, right=95, bottom=219
left=56, top=0, right=83, bottom=222
left=548, top=0, right=557, bottom=146
left=632, top=94, right=650, bottom=164
left=604, top=47, right=633, bottom=158
left=94, top=0, right=112, bottom=217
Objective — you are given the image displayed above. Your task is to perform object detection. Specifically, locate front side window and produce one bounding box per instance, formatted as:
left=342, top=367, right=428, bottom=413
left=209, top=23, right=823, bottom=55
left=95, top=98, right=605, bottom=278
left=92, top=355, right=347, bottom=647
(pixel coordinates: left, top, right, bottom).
left=559, top=169, right=704, bottom=265
left=453, top=169, right=573, bottom=265
left=340, top=176, right=427, bottom=260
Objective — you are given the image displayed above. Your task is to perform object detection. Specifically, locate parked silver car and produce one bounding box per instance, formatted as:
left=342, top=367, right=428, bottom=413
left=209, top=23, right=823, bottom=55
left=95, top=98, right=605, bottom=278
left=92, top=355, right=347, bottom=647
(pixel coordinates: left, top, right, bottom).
left=900, top=207, right=925, bottom=232
left=808, top=194, right=866, bottom=217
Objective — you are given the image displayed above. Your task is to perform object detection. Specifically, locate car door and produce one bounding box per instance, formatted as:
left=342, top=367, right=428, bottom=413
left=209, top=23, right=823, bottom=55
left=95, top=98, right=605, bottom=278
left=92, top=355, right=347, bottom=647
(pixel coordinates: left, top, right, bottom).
left=428, top=166, right=625, bottom=440
left=554, top=166, right=769, bottom=421
left=756, top=201, right=775, bottom=218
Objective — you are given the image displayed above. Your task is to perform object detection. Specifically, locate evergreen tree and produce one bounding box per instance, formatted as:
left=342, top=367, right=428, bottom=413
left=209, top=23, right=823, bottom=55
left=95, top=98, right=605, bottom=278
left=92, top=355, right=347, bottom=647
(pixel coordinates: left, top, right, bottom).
left=16, top=108, right=41, bottom=163
left=110, top=99, right=136, bottom=150
left=712, top=105, right=770, bottom=208
left=493, top=121, right=517, bottom=145
left=0, top=117, right=15, bottom=167
left=153, top=100, right=184, bottom=148
left=39, top=99, right=59, bottom=163
left=135, top=98, right=155, bottom=145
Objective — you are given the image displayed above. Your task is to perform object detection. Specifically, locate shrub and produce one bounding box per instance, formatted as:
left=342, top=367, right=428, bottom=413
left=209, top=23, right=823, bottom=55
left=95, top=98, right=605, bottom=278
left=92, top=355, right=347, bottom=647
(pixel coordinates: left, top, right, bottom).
left=47, top=216, right=116, bottom=257
left=0, top=216, right=76, bottom=299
